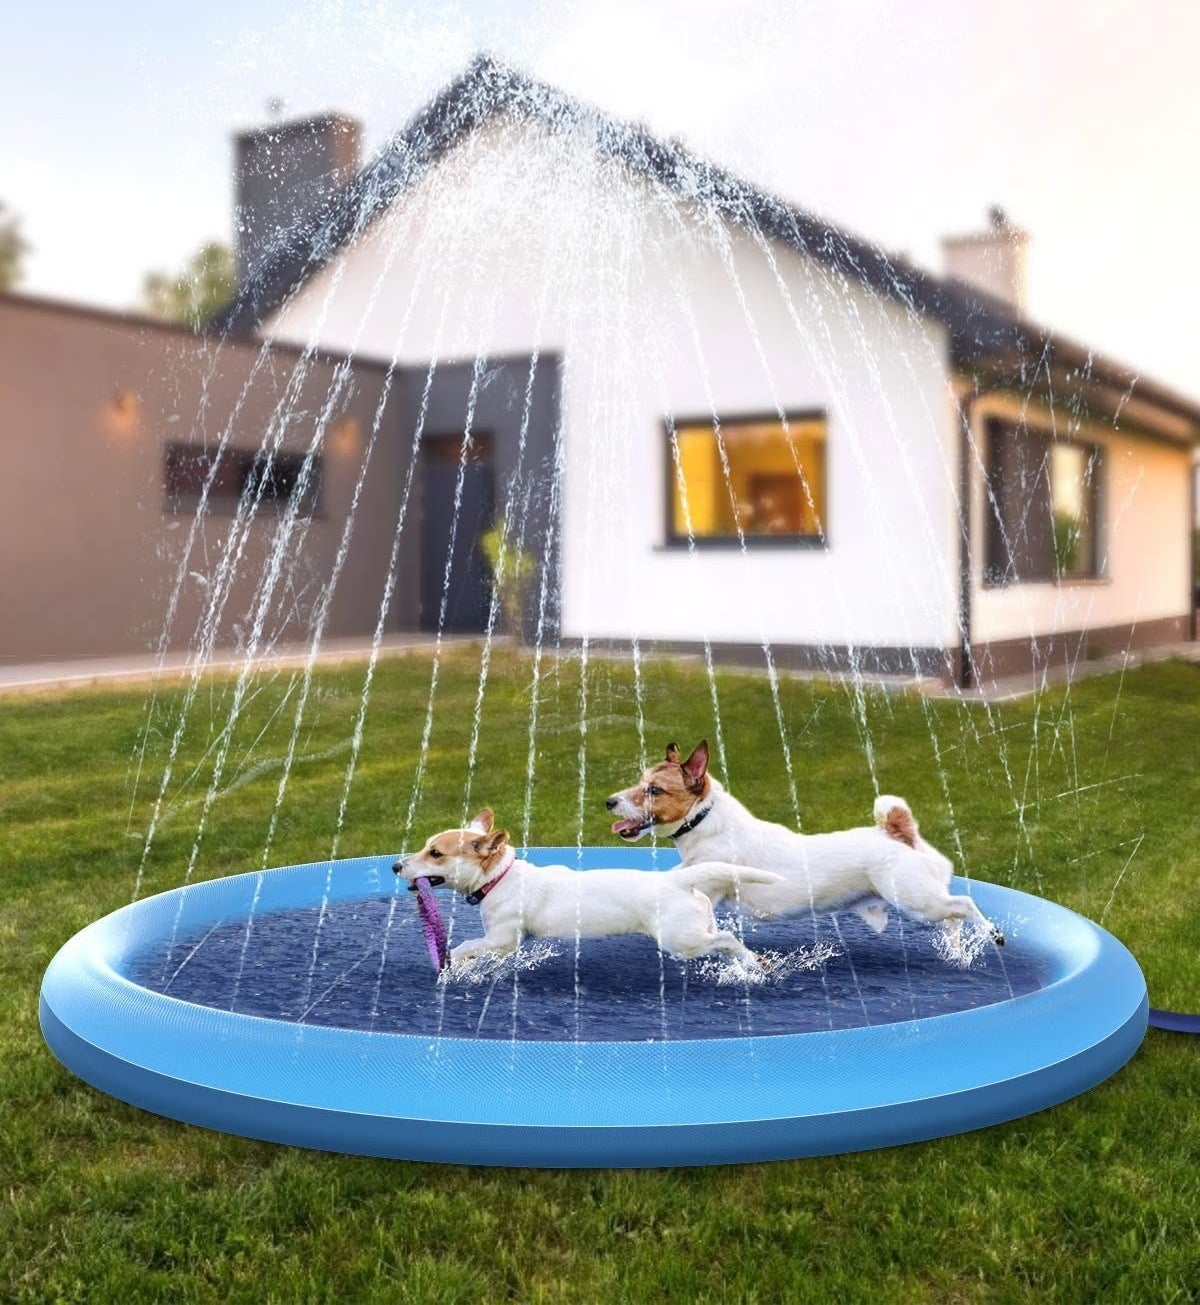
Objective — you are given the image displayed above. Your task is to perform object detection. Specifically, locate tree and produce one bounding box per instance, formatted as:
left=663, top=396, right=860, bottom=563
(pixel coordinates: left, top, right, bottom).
left=142, top=241, right=236, bottom=329
left=0, top=201, right=29, bottom=291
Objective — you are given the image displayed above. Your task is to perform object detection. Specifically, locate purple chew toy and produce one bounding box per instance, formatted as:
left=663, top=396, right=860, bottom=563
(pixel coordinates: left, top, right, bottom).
left=414, top=876, right=450, bottom=972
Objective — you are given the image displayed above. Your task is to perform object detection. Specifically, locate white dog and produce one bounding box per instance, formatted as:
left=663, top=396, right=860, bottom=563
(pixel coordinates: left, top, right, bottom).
left=606, top=741, right=1004, bottom=950
left=393, top=809, right=783, bottom=969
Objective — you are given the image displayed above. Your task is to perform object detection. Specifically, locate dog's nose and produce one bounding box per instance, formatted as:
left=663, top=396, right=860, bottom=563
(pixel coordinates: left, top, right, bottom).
left=605, top=796, right=619, bottom=811
left=392, top=858, right=405, bottom=875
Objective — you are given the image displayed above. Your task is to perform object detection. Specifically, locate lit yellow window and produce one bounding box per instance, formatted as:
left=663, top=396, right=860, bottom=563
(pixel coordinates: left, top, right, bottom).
left=669, top=415, right=827, bottom=542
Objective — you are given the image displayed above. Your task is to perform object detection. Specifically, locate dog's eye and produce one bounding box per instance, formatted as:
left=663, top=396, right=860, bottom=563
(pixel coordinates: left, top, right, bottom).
left=429, top=848, right=443, bottom=859
left=646, top=785, right=664, bottom=797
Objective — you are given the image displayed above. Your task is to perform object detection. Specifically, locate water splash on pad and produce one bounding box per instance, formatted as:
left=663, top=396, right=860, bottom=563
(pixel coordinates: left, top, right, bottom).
left=694, top=940, right=844, bottom=988
left=437, top=941, right=563, bottom=987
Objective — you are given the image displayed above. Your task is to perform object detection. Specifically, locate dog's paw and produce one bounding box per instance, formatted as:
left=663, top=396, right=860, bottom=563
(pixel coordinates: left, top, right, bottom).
left=755, top=953, right=771, bottom=971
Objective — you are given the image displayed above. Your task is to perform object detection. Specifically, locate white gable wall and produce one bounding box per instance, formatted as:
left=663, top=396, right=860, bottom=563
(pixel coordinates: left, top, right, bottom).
left=264, top=117, right=961, bottom=657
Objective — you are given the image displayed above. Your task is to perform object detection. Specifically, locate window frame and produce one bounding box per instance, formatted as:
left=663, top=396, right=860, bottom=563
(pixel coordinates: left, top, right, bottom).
left=661, top=409, right=830, bottom=550
left=982, top=419, right=1105, bottom=588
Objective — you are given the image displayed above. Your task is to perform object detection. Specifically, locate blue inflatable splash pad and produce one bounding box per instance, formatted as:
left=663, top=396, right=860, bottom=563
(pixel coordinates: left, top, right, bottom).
left=40, top=847, right=1147, bottom=1167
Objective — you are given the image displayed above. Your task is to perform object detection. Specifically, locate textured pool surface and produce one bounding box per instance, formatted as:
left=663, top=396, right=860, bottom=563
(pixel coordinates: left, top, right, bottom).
left=128, top=892, right=1048, bottom=1041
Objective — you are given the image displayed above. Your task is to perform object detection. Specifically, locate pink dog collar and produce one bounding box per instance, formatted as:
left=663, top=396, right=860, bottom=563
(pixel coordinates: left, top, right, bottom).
left=464, top=847, right=515, bottom=906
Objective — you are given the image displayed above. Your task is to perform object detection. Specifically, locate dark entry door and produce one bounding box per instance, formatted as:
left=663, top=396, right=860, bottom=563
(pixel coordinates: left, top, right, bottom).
left=419, top=433, right=495, bottom=633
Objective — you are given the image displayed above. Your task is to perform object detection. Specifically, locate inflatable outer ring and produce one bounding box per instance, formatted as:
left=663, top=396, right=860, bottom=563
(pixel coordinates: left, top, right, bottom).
left=40, top=849, right=1148, bottom=1168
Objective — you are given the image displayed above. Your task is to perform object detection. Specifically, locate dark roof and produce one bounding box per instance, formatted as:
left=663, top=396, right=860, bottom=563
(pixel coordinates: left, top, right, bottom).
left=219, top=55, right=1200, bottom=438
left=0, top=289, right=393, bottom=374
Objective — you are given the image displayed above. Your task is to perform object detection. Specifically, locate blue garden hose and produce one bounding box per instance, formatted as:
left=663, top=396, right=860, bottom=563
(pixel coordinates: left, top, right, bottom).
left=1148, top=1008, right=1200, bottom=1034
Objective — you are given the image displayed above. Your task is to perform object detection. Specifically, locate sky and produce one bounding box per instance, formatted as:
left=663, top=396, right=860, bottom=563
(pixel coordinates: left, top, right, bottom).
left=5, top=0, right=1200, bottom=393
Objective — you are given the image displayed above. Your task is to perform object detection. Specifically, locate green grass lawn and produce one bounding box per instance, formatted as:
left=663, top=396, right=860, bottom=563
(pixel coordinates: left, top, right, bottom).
left=2, top=649, right=1198, bottom=1302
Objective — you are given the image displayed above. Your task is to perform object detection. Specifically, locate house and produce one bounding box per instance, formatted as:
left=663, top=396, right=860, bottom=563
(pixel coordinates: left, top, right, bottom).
left=4, top=56, right=1195, bottom=686
left=220, top=56, right=1198, bottom=688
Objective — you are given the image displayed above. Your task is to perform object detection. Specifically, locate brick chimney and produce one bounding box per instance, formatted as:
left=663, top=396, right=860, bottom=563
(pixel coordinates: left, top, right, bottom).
left=234, top=111, right=362, bottom=285
left=941, top=206, right=1029, bottom=311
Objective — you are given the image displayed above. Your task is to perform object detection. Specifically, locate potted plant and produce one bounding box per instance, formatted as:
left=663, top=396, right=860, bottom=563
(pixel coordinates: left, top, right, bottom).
left=481, top=518, right=535, bottom=641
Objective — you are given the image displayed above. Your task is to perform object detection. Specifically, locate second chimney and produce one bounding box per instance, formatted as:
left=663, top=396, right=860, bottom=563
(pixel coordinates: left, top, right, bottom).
left=234, top=111, right=362, bottom=286
left=942, top=206, right=1029, bottom=312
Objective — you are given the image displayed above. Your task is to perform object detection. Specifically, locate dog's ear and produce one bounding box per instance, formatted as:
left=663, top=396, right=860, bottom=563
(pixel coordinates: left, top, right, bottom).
left=682, top=740, right=709, bottom=788
left=665, top=741, right=680, bottom=764
left=467, top=807, right=494, bottom=834
left=473, top=827, right=508, bottom=860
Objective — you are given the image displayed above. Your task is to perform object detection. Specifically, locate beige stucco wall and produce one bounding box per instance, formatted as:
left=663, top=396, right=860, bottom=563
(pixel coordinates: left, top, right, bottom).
left=0, top=296, right=400, bottom=664
left=967, top=392, right=1193, bottom=648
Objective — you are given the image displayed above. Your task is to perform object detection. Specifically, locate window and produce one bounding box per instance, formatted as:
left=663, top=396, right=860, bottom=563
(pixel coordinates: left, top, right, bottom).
left=983, top=420, right=1101, bottom=584
left=164, top=444, right=243, bottom=511
left=667, top=414, right=827, bottom=544
left=165, top=444, right=321, bottom=517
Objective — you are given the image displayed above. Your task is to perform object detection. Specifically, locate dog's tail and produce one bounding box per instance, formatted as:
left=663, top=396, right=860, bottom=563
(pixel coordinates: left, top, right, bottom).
left=670, top=861, right=782, bottom=902
left=874, top=795, right=919, bottom=848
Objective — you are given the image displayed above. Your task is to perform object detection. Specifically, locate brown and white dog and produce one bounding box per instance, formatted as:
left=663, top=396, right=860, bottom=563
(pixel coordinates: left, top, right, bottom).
left=606, top=741, right=1004, bottom=950
left=393, top=808, right=784, bottom=969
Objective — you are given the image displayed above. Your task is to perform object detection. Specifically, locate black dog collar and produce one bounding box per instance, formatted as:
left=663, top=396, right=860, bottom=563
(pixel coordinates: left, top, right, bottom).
left=670, top=802, right=714, bottom=840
